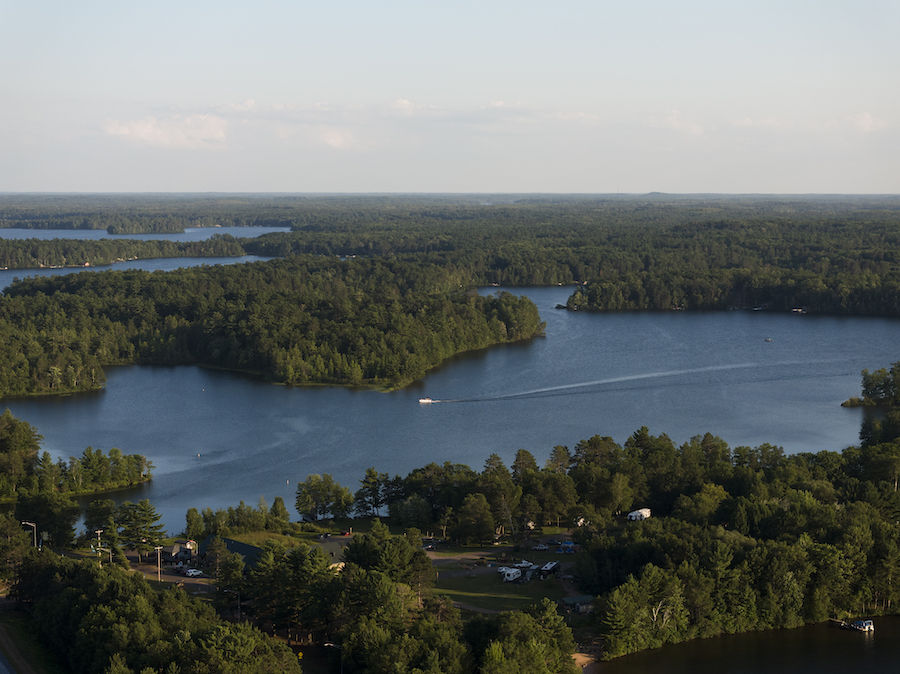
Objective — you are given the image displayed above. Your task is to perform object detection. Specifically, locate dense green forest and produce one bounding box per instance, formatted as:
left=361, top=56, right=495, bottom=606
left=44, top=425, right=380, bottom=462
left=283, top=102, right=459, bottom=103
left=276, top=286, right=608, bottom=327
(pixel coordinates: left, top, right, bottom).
left=0, top=256, right=544, bottom=397
left=11, top=552, right=304, bottom=674
left=224, top=427, right=900, bottom=664
left=10, top=536, right=576, bottom=674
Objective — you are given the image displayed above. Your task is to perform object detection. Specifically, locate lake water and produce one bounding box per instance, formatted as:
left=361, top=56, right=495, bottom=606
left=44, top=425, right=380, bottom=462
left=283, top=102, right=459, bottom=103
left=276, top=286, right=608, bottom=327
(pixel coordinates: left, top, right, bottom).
left=0, top=256, right=273, bottom=291
left=601, top=616, right=899, bottom=674
left=2, top=284, right=894, bottom=535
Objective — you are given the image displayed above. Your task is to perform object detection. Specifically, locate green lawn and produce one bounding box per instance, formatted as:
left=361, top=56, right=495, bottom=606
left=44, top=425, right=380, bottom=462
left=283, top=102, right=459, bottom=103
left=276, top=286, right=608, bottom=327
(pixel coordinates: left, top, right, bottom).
left=434, top=572, right=570, bottom=612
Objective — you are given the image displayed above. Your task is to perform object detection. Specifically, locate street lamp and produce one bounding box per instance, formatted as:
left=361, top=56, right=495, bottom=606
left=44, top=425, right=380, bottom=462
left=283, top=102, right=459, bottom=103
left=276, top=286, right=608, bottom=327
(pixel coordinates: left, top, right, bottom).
left=95, top=530, right=104, bottom=567
left=324, top=642, right=343, bottom=674
left=21, top=521, right=37, bottom=548
left=155, top=546, right=163, bottom=582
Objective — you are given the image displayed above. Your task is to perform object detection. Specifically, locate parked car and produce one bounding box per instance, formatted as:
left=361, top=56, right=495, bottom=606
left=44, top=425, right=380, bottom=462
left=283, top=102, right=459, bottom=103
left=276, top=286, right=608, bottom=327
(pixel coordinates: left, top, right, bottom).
left=548, top=539, right=562, bottom=546
left=532, top=544, right=549, bottom=551
left=185, top=569, right=203, bottom=577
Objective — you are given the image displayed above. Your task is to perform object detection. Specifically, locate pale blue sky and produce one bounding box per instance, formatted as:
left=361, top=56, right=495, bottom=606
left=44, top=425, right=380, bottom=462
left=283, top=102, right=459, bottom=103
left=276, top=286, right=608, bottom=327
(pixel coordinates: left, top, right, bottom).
left=2, top=1, right=897, bottom=193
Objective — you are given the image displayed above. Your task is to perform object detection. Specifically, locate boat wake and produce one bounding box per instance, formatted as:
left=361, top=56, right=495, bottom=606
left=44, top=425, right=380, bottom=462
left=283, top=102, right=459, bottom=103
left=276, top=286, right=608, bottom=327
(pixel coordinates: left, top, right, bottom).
left=424, top=360, right=852, bottom=405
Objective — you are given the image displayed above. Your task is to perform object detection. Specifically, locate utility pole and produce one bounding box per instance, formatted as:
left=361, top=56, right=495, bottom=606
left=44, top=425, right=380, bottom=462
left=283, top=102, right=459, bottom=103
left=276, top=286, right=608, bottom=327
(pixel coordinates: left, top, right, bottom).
left=155, top=546, right=163, bottom=582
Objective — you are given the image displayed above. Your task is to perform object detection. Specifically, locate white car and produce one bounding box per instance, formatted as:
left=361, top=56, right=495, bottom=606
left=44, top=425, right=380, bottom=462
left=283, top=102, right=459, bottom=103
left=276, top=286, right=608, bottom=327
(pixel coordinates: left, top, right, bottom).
left=185, top=569, right=203, bottom=577
left=532, top=544, right=549, bottom=551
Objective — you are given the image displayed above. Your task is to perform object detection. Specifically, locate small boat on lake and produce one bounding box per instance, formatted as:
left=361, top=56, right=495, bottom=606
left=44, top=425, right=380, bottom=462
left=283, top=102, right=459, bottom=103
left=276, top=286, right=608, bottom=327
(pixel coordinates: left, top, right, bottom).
left=841, top=619, right=874, bottom=632
left=418, top=397, right=434, bottom=404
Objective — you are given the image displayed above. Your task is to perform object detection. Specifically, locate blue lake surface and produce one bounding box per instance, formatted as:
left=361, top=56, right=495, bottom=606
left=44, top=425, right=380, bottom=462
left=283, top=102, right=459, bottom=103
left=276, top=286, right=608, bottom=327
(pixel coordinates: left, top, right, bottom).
left=3, top=285, right=893, bottom=536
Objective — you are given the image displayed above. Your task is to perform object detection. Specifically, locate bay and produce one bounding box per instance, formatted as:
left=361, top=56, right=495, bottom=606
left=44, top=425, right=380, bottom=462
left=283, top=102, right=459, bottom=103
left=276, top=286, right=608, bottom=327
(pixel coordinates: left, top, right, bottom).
left=3, top=285, right=894, bottom=536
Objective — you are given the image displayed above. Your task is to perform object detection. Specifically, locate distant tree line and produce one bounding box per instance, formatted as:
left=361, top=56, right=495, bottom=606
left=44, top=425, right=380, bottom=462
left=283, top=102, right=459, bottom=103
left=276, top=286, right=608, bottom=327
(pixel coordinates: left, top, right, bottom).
left=4, top=194, right=900, bottom=318
left=0, top=233, right=245, bottom=269
left=0, top=192, right=302, bottom=232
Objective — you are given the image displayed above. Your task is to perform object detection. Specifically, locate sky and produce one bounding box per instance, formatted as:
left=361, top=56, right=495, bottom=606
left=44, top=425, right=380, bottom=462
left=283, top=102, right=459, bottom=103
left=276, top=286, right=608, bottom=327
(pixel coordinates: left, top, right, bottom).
left=2, top=1, right=898, bottom=194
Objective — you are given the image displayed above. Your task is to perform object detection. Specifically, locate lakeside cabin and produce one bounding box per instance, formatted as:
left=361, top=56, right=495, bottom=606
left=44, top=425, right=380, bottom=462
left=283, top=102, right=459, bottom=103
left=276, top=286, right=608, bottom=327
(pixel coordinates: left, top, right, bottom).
left=627, top=508, right=651, bottom=521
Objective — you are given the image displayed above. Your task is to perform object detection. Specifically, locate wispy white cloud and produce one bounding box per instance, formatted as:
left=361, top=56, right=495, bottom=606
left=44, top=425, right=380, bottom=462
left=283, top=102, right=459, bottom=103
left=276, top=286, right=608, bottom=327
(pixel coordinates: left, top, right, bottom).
left=229, top=98, right=600, bottom=150
left=318, top=127, right=354, bottom=149
left=221, top=99, right=257, bottom=113
left=732, top=116, right=790, bottom=129
left=659, top=110, right=703, bottom=135
left=850, top=112, right=887, bottom=133
left=392, top=98, right=414, bottom=111
left=105, top=114, right=227, bottom=148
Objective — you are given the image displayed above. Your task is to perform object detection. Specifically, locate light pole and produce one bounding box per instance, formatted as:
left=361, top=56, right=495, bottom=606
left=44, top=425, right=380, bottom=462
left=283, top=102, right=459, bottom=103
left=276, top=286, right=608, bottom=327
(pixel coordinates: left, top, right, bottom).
left=324, top=642, right=343, bottom=674
left=95, top=530, right=104, bottom=567
left=21, top=521, right=37, bottom=548
left=155, top=546, right=163, bottom=582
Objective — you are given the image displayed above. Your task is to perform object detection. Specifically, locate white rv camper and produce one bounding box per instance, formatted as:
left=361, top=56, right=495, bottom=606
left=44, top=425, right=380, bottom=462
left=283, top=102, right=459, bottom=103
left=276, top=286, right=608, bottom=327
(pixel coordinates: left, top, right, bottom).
left=627, top=508, right=651, bottom=521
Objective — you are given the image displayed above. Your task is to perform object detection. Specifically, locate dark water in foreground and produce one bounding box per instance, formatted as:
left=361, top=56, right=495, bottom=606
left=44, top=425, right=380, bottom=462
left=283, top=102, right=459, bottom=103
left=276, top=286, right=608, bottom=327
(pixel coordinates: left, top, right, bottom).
left=600, top=617, right=898, bottom=673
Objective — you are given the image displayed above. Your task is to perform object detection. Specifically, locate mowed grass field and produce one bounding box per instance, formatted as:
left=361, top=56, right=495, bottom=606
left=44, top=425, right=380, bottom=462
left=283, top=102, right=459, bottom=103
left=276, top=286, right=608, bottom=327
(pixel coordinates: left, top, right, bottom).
left=434, top=570, right=571, bottom=612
